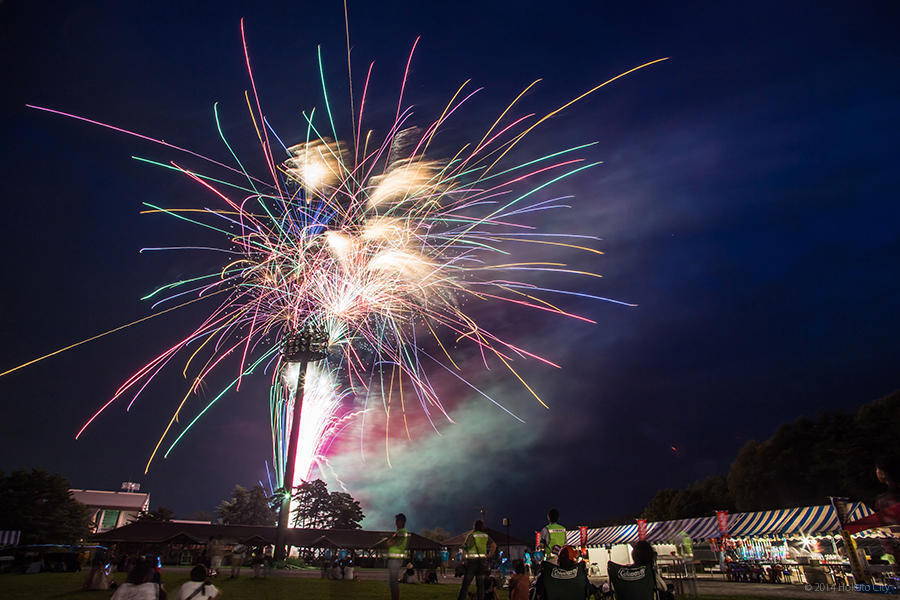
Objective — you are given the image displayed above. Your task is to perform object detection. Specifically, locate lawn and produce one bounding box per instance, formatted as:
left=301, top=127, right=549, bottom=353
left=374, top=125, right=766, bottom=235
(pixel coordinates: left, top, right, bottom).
left=0, top=570, right=828, bottom=600
left=0, top=571, right=461, bottom=599
left=0, top=572, right=809, bottom=600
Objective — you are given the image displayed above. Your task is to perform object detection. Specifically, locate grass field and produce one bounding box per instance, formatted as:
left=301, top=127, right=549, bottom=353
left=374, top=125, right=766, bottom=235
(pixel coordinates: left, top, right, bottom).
left=0, top=571, right=801, bottom=600
left=0, top=571, right=461, bottom=600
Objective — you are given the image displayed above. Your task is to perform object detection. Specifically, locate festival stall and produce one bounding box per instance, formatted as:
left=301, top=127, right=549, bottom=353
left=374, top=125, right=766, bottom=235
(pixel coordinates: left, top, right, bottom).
left=566, top=502, right=896, bottom=583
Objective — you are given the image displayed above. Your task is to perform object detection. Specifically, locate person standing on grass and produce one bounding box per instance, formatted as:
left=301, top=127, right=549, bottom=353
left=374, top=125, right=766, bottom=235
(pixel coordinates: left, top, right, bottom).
left=456, top=519, right=497, bottom=600
left=230, top=543, right=246, bottom=578
left=208, top=536, right=224, bottom=577
left=539, top=508, right=566, bottom=565
left=384, top=513, right=409, bottom=600
left=82, top=555, right=111, bottom=591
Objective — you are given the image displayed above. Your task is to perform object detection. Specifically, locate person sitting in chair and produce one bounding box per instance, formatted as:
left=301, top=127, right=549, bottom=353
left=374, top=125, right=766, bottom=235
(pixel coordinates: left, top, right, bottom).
left=608, top=541, right=670, bottom=600
left=534, top=545, right=592, bottom=600
left=631, top=542, right=667, bottom=594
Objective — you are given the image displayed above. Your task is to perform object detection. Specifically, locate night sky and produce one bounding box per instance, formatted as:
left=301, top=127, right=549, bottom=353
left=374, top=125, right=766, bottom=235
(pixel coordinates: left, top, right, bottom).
left=2, top=1, right=899, bottom=537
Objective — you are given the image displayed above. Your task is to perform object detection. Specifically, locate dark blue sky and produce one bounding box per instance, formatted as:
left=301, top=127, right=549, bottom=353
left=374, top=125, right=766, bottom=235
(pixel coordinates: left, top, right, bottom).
left=1, top=1, right=898, bottom=535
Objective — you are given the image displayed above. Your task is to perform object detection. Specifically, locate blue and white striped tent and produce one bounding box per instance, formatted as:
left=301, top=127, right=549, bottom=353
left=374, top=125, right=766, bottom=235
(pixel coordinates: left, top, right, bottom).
left=0, top=530, right=21, bottom=547
left=567, top=502, right=884, bottom=547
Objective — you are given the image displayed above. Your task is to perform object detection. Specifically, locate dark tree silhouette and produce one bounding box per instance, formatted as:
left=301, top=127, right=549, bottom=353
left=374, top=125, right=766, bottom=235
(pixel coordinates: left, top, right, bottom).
left=290, top=479, right=364, bottom=529
left=643, top=390, right=900, bottom=518
left=328, top=491, right=364, bottom=529
left=729, top=390, right=900, bottom=511
left=644, top=476, right=734, bottom=521
left=419, top=526, right=451, bottom=543
left=132, top=506, right=175, bottom=522
left=217, top=484, right=276, bottom=525
left=0, top=469, right=91, bottom=544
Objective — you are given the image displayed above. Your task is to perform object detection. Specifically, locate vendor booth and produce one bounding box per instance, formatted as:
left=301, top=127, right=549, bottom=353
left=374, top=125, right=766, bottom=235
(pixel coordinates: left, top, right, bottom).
left=566, top=502, right=897, bottom=588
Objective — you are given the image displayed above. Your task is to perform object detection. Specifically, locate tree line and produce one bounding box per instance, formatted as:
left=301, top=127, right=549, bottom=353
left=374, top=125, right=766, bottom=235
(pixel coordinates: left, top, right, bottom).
left=286, top=479, right=364, bottom=529
left=206, top=479, right=365, bottom=529
left=211, top=479, right=364, bottom=529
left=0, top=472, right=364, bottom=545
left=642, top=389, right=900, bottom=521
left=0, top=469, right=92, bottom=545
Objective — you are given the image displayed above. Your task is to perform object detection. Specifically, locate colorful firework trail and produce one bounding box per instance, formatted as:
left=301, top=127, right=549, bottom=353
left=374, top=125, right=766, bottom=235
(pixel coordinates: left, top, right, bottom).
left=6, top=20, right=667, bottom=489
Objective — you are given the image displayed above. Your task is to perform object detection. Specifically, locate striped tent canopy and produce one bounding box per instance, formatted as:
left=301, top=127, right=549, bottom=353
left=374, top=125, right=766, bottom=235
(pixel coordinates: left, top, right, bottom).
left=567, top=502, right=886, bottom=547
left=0, top=530, right=21, bottom=546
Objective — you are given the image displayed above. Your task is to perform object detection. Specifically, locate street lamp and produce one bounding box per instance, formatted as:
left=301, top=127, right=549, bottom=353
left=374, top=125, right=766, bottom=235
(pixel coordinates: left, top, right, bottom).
left=502, top=517, right=511, bottom=563
left=274, top=323, right=328, bottom=560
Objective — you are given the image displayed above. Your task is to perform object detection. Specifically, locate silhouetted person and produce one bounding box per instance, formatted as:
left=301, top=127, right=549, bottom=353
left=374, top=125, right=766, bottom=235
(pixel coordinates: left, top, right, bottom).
left=540, top=509, right=566, bottom=564
left=82, top=555, right=110, bottom=591
left=384, top=513, right=409, bottom=600
left=457, top=519, right=497, bottom=600
left=111, top=558, right=166, bottom=600
left=631, top=541, right=668, bottom=596
left=534, top=546, right=591, bottom=600
left=508, top=561, right=530, bottom=600
left=176, top=565, right=220, bottom=599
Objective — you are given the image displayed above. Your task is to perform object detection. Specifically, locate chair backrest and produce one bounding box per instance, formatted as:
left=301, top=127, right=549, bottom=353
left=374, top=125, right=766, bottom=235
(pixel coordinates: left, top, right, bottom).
left=607, top=561, right=656, bottom=600
left=540, top=561, right=589, bottom=600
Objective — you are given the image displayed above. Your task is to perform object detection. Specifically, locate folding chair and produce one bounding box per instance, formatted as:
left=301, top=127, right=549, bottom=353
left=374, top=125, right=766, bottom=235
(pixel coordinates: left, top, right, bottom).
left=607, top=562, right=657, bottom=600
left=538, top=561, right=593, bottom=600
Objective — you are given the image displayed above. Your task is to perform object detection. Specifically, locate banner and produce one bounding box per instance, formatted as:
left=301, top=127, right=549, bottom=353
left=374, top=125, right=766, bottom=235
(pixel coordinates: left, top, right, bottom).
left=579, top=525, right=588, bottom=549
left=535, top=531, right=541, bottom=552
left=637, top=519, right=647, bottom=541
left=830, top=497, right=849, bottom=526
left=715, top=510, right=729, bottom=535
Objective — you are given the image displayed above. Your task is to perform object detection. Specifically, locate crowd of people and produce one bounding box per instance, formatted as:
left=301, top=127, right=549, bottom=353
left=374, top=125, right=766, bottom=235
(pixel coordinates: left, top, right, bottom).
left=204, top=536, right=273, bottom=578
left=320, top=549, right=357, bottom=580
left=79, top=537, right=276, bottom=597
left=380, top=508, right=672, bottom=600
left=83, top=557, right=222, bottom=600
left=79, top=486, right=895, bottom=600
left=84, top=507, right=671, bottom=600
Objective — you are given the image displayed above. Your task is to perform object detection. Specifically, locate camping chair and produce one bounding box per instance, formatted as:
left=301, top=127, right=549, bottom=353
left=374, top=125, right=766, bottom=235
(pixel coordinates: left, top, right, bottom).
left=537, top=561, right=592, bottom=600
left=607, top=562, right=657, bottom=600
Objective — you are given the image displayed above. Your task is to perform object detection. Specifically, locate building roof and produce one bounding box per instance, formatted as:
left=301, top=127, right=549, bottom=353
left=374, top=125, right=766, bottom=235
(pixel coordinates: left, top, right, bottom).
left=444, top=527, right=531, bottom=548
left=171, top=520, right=213, bottom=525
left=93, top=521, right=441, bottom=550
left=70, top=489, right=150, bottom=511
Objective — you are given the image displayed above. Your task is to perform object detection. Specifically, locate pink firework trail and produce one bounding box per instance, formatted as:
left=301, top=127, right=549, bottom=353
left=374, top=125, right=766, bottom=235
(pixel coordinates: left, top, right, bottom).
left=6, top=20, right=667, bottom=488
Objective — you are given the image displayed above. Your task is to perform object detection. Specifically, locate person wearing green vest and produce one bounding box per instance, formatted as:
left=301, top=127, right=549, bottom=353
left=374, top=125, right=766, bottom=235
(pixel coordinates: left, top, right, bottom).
left=456, top=519, right=496, bottom=600
left=539, top=508, right=567, bottom=564
left=384, top=513, right=409, bottom=600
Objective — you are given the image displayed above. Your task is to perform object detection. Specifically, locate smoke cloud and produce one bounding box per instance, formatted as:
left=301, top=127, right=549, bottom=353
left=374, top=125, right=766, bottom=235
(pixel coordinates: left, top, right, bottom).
left=321, top=393, right=549, bottom=532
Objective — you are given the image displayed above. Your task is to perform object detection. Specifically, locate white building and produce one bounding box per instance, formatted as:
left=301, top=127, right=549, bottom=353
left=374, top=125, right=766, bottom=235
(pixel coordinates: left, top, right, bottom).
left=71, top=483, right=150, bottom=533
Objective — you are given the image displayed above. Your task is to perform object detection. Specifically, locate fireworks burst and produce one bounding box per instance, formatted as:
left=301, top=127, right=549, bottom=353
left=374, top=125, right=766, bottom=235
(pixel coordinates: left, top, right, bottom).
left=5, top=20, right=666, bottom=489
